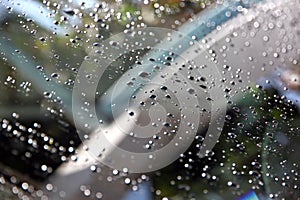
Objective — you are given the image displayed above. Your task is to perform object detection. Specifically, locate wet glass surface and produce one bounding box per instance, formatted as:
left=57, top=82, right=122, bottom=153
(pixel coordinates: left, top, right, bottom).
left=0, top=0, right=299, bottom=199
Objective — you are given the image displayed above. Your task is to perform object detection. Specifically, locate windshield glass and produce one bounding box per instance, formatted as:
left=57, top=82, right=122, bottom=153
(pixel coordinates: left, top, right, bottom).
left=0, top=0, right=299, bottom=199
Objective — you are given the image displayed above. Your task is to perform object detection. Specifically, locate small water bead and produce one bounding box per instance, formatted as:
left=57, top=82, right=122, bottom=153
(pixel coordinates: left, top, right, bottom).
left=262, top=35, right=269, bottom=42
left=244, top=41, right=250, bottom=47
left=127, top=81, right=134, bottom=86
left=187, top=88, right=195, bottom=94
left=41, top=165, right=48, bottom=171
left=162, top=122, right=171, bottom=127
left=71, top=155, right=77, bottom=161
left=253, top=21, right=260, bottom=28
left=128, top=111, right=135, bottom=116
left=268, top=22, right=275, bottom=29
left=112, top=169, right=119, bottom=175
left=96, top=192, right=103, bottom=199
left=139, top=71, right=150, bottom=78
left=124, top=178, right=131, bottom=185
left=160, top=86, right=167, bottom=91
left=51, top=73, right=59, bottom=78
left=12, top=112, right=19, bottom=119
left=39, top=37, right=46, bottom=42
left=83, top=189, right=91, bottom=197
left=123, top=168, right=129, bottom=173
left=132, top=185, right=139, bottom=191
left=46, top=184, right=53, bottom=191
left=21, top=182, right=29, bottom=190
left=90, top=165, right=97, bottom=172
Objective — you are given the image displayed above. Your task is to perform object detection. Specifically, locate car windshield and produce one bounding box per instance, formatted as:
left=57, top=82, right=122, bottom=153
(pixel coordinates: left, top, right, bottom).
left=0, top=0, right=299, bottom=199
